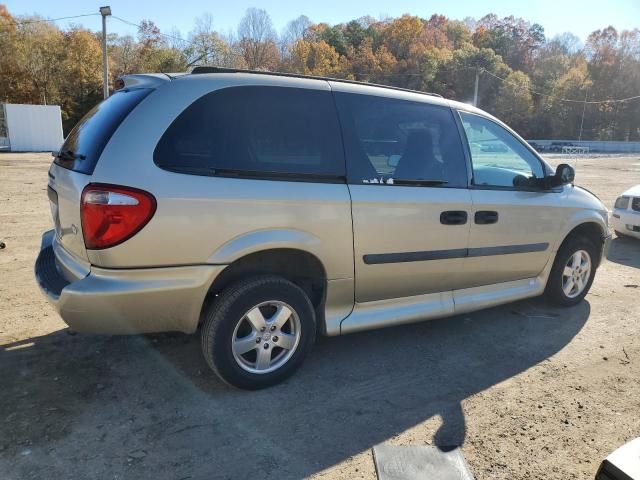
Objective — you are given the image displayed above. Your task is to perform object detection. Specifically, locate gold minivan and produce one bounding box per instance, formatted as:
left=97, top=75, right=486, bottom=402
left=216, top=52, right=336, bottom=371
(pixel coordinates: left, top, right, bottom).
left=36, top=67, right=610, bottom=389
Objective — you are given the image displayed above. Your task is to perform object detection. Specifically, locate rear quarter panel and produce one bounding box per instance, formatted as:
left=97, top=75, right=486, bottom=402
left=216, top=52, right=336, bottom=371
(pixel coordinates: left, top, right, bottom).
left=87, top=75, right=354, bottom=281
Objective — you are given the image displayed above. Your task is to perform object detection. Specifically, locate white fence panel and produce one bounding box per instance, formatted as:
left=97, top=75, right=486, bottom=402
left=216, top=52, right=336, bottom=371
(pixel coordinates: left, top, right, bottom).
left=5, top=104, right=64, bottom=152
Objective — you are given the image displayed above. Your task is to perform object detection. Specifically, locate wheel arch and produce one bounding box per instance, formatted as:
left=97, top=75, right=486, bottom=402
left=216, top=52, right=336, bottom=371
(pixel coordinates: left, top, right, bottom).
left=544, top=220, right=605, bottom=305
left=555, top=219, right=607, bottom=265
left=201, top=248, right=328, bottom=332
left=207, top=229, right=324, bottom=265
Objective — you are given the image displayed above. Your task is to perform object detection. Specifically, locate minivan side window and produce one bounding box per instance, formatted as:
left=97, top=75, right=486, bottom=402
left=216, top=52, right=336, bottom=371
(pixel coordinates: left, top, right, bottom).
left=458, top=111, right=544, bottom=188
left=334, top=92, right=468, bottom=187
left=154, top=86, right=345, bottom=180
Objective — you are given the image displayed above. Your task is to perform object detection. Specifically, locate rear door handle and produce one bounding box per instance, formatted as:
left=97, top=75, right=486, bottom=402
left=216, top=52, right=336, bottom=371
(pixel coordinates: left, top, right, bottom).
left=440, top=210, right=468, bottom=225
left=475, top=211, right=499, bottom=225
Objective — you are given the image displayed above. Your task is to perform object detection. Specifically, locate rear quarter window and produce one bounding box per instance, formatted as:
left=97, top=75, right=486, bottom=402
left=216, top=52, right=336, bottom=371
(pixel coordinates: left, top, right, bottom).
left=154, top=86, right=345, bottom=180
left=55, top=88, right=152, bottom=175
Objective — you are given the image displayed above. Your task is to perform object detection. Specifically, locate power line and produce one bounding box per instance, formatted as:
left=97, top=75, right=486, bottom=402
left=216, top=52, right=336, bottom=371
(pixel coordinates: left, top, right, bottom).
left=481, top=68, right=640, bottom=104
left=111, top=15, right=244, bottom=60
left=6, top=13, right=100, bottom=26
left=6, top=11, right=640, bottom=106
left=111, top=15, right=191, bottom=45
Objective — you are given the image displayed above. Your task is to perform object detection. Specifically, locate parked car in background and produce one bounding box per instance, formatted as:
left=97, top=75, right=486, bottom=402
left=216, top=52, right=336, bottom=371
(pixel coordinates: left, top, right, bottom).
left=527, top=141, right=545, bottom=152
left=35, top=68, right=611, bottom=389
left=612, top=186, right=640, bottom=239
left=549, top=141, right=576, bottom=152
left=480, top=142, right=509, bottom=153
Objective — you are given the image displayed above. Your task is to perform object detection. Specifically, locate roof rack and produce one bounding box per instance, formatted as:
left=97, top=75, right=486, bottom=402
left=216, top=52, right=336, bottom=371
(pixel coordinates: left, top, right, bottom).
left=190, top=66, right=444, bottom=99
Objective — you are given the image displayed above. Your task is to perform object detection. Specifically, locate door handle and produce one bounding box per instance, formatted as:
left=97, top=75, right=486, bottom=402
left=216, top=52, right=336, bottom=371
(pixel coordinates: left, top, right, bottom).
left=440, top=210, right=468, bottom=225
left=475, top=211, right=499, bottom=225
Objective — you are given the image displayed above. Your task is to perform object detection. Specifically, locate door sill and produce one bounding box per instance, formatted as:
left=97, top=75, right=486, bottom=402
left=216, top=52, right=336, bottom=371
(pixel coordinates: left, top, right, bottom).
left=339, top=275, right=547, bottom=335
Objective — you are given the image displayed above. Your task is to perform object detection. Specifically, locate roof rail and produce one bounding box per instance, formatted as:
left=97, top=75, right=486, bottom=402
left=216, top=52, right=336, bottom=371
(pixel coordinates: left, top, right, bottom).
left=190, top=66, right=444, bottom=99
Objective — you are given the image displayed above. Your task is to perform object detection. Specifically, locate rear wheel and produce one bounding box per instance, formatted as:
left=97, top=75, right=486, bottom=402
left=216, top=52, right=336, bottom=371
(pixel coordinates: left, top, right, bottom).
left=201, top=276, right=315, bottom=390
left=545, top=236, right=599, bottom=307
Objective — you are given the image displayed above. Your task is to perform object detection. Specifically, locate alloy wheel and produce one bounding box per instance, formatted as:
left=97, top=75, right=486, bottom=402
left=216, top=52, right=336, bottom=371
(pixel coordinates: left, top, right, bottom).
left=562, top=249, right=592, bottom=299
left=231, top=301, right=301, bottom=374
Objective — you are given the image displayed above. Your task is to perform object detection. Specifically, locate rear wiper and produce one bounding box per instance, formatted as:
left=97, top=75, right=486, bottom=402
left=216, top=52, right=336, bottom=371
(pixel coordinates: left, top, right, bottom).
left=392, top=178, right=448, bottom=186
left=53, top=150, right=86, bottom=161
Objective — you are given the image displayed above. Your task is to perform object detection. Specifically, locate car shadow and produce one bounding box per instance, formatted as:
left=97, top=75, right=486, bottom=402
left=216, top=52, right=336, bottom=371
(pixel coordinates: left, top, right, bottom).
left=607, top=235, right=640, bottom=269
left=0, top=298, right=590, bottom=479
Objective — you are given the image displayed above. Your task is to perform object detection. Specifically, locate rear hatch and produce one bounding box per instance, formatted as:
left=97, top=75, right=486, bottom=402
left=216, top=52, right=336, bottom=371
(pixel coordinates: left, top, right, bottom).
left=48, top=88, right=152, bottom=261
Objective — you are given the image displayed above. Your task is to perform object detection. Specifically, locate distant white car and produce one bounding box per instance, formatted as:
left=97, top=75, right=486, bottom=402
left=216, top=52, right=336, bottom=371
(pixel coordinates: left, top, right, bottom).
left=612, top=185, right=640, bottom=239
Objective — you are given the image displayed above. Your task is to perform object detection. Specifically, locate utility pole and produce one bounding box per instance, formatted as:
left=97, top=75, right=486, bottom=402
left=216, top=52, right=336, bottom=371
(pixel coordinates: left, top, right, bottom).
left=578, top=89, right=588, bottom=142
left=473, top=67, right=480, bottom=107
left=100, top=6, right=112, bottom=99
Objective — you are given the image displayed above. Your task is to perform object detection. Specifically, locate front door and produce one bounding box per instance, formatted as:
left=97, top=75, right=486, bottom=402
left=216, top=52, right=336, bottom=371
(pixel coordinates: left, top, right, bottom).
left=457, top=111, right=562, bottom=288
left=333, top=88, right=472, bottom=303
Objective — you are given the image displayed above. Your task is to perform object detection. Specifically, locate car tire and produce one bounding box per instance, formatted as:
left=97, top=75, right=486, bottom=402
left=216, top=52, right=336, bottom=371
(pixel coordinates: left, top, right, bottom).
left=201, top=275, right=316, bottom=390
left=545, top=235, right=599, bottom=307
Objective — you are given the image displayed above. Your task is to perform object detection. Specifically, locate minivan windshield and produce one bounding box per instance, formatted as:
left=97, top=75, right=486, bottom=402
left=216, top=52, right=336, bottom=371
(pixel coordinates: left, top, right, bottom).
left=54, top=88, right=151, bottom=175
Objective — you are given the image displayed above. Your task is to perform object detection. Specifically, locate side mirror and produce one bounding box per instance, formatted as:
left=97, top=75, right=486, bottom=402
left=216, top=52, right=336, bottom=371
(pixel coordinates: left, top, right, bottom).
left=551, top=163, right=575, bottom=186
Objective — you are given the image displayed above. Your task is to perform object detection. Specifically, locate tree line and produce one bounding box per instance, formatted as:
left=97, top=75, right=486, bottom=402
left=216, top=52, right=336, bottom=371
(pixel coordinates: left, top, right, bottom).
left=1, top=5, right=638, bottom=140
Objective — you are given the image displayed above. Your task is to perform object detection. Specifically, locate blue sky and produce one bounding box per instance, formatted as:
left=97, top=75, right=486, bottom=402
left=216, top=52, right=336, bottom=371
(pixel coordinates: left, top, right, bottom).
left=6, top=0, right=639, bottom=41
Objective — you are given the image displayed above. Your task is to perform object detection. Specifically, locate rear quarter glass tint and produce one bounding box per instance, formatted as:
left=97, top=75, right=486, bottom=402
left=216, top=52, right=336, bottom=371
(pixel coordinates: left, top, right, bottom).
left=55, top=88, right=152, bottom=175
left=154, top=86, right=345, bottom=179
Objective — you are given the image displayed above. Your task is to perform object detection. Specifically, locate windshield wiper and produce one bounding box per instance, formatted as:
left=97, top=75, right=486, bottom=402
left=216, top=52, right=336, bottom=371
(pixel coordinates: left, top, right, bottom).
left=392, top=178, right=448, bottom=187
left=53, top=150, right=86, bottom=161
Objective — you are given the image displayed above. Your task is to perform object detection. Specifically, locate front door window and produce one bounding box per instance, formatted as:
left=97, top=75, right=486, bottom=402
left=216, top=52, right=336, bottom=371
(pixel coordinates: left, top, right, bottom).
left=459, top=111, right=544, bottom=188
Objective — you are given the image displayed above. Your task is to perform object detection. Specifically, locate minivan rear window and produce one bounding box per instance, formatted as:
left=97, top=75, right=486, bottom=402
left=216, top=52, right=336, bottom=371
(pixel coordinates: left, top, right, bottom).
left=154, top=86, right=345, bottom=181
left=54, top=88, right=151, bottom=175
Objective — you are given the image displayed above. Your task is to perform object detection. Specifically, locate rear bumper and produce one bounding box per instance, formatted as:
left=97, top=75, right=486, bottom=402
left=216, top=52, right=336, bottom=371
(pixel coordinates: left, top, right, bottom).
left=35, top=230, right=224, bottom=334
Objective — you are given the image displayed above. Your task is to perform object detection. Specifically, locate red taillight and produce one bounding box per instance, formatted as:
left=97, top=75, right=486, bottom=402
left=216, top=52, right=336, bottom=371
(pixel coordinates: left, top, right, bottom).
left=81, top=184, right=156, bottom=250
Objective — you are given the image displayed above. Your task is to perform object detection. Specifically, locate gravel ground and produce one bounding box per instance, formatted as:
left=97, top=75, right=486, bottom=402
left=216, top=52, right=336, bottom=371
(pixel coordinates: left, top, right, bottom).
left=0, top=152, right=639, bottom=480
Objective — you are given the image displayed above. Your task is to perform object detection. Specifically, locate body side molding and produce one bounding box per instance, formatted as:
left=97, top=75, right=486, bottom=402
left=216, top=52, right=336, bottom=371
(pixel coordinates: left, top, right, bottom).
left=363, top=242, right=549, bottom=265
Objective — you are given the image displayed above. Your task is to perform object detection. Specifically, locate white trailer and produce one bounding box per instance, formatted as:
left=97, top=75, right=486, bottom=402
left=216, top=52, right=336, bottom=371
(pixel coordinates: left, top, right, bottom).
left=0, top=104, right=64, bottom=152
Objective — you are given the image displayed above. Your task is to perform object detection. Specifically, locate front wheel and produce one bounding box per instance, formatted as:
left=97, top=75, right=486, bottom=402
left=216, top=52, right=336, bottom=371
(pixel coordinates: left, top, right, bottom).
left=201, top=276, right=316, bottom=390
left=545, top=236, right=599, bottom=307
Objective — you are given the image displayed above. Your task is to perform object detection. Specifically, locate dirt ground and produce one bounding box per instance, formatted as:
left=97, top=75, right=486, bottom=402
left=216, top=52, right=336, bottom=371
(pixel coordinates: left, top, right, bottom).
left=0, top=152, right=639, bottom=480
